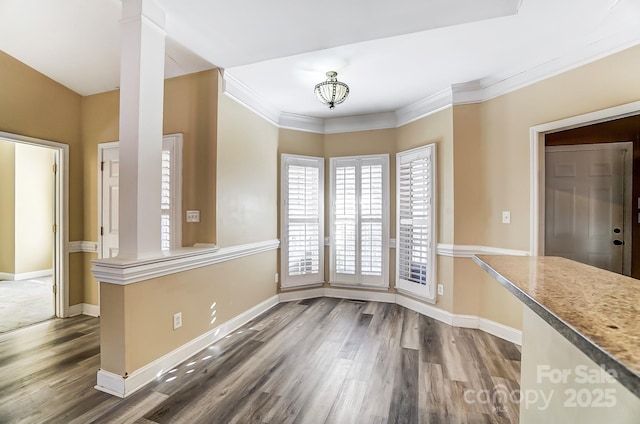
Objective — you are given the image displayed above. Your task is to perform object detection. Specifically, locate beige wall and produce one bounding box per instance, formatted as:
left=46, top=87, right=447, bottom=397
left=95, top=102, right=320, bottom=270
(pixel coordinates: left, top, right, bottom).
left=14, top=143, right=54, bottom=274
left=101, top=71, right=279, bottom=374
left=80, top=70, right=219, bottom=305
left=101, top=250, right=277, bottom=374
left=216, top=83, right=279, bottom=247
left=0, top=141, right=16, bottom=275
left=0, top=51, right=82, bottom=299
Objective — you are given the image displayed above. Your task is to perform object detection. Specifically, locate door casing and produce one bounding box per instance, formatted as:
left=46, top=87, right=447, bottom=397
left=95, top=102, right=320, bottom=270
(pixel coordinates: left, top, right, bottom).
left=0, top=131, right=69, bottom=318
left=530, top=100, right=640, bottom=258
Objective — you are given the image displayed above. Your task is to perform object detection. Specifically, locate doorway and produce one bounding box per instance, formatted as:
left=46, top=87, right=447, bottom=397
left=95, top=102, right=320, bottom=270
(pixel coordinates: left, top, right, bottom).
left=545, top=142, right=632, bottom=275
left=530, top=102, right=640, bottom=278
left=0, top=132, right=69, bottom=331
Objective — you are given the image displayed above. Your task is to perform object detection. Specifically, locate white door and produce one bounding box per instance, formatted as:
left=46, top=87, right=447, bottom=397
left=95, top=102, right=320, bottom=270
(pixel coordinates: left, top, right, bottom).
left=99, top=135, right=182, bottom=259
left=545, top=142, right=632, bottom=275
left=101, top=146, right=120, bottom=258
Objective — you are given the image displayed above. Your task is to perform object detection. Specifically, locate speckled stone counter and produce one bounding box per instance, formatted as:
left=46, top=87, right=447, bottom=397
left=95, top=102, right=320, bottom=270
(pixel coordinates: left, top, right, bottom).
left=473, top=255, right=640, bottom=399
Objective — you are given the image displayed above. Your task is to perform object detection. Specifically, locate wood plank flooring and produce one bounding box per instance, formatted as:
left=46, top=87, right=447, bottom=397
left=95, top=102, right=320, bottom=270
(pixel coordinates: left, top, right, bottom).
left=0, top=298, right=521, bottom=423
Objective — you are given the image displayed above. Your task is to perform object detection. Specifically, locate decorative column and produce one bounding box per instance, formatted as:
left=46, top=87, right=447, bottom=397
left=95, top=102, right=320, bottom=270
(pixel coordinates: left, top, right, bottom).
left=118, top=0, right=166, bottom=259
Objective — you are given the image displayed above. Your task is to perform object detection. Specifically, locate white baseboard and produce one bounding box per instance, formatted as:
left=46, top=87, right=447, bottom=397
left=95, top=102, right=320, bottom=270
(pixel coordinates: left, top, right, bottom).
left=479, top=318, right=522, bottom=345
left=395, top=294, right=454, bottom=326
left=278, top=288, right=325, bottom=302
left=68, top=303, right=100, bottom=317
left=0, top=269, right=53, bottom=281
left=323, top=287, right=396, bottom=303
left=95, top=294, right=280, bottom=398
left=68, top=304, right=83, bottom=317
left=279, top=288, right=522, bottom=346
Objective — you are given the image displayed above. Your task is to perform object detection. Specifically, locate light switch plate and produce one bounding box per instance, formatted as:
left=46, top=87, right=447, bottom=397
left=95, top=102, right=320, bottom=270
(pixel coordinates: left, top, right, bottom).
left=186, top=210, right=200, bottom=223
left=173, top=312, right=182, bottom=330
left=502, top=211, right=511, bottom=224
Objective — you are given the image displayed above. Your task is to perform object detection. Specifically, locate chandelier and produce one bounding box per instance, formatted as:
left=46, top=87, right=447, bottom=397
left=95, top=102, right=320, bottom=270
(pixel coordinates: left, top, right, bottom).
left=314, top=71, right=349, bottom=110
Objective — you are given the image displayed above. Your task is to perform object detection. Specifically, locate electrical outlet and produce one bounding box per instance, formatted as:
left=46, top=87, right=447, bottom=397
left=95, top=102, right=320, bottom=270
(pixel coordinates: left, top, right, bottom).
left=186, top=210, right=200, bottom=223
left=173, top=312, right=182, bottom=330
left=437, top=284, right=444, bottom=296
left=275, top=273, right=279, bottom=283
left=502, top=211, right=511, bottom=224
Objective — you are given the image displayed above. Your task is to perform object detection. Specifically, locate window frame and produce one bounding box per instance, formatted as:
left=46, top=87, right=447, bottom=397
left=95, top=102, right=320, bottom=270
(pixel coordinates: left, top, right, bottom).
left=395, top=144, right=437, bottom=302
left=329, top=154, right=390, bottom=288
left=280, top=154, right=325, bottom=289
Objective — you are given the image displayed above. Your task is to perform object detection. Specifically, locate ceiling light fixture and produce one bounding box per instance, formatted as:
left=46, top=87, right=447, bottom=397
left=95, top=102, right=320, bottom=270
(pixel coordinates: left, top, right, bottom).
left=314, top=71, right=349, bottom=110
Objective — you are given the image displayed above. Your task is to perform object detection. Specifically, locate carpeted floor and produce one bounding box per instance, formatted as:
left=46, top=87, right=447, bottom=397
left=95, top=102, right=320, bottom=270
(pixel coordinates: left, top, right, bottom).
left=0, top=276, right=54, bottom=333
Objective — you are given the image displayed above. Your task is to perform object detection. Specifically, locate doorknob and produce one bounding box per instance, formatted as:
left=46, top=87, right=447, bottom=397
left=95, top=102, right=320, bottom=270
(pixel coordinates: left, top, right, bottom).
left=613, top=239, right=624, bottom=246
left=613, top=227, right=621, bottom=234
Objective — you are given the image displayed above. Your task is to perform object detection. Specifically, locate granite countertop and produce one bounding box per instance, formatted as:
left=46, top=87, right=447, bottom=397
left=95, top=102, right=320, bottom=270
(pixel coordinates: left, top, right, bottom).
left=473, top=255, right=640, bottom=399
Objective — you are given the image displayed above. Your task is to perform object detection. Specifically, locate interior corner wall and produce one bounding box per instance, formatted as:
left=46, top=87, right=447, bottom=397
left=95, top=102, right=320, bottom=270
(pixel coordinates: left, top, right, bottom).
left=0, top=141, right=16, bottom=276
left=471, top=44, right=640, bottom=328
left=479, top=44, right=640, bottom=252
left=0, top=51, right=82, bottom=302
left=216, top=86, right=279, bottom=247
left=397, top=108, right=455, bottom=312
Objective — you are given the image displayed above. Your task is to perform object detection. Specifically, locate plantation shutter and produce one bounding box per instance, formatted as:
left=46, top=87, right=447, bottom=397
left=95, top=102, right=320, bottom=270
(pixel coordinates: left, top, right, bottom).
left=396, top=144, right=437, bottom=301
left=161, top=148, right=171, bottom=250
left=157, top=135, right=182, bottom=251
left=330, top=155, right=389, bottom=287
left=281, top=154, right=324, bottom=288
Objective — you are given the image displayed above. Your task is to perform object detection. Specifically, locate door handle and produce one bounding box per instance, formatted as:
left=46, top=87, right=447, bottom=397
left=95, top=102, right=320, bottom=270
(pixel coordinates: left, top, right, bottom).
left=613, top=239, right=624, bottom=246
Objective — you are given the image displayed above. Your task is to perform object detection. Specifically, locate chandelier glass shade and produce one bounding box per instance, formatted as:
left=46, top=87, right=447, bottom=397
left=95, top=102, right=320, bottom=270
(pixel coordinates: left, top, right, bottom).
left=314, top=71, right=349, bottom=110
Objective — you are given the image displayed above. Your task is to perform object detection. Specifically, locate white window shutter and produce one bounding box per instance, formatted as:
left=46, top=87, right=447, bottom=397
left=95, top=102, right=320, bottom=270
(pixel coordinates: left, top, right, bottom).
left=281, top=154, right=324, bottom=288
left=159, top=134, right=183, bottom=251
left=396, top=144, right=437, bottom=301
left=330, top=155, right=389, bottom=287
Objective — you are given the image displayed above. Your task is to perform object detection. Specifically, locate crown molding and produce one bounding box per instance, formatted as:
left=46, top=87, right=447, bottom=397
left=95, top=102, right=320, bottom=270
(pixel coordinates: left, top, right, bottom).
left=323, top=112, right=398, bottom=134
left=279, top=113, right=325, bottom=134
left=223, top=35, right=640, bottom=134
left=223, top=73, right=280, bottom=126
left=395, top=87, right=453, bottom=126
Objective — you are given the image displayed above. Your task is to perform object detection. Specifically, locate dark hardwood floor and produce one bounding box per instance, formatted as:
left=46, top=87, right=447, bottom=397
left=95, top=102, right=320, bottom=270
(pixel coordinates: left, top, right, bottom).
left=0, top=298, right=521, bottom=423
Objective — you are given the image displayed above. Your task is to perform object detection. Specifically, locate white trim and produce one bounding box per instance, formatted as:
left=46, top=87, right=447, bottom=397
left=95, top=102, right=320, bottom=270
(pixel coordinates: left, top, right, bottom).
left=223, top=73, right=280, bottom=126
left=395, top=88, right=453, bottom=127
left=479, top=318, right=522, bottom=346
left=69, top=241, right=99, bottom=253
left=95, top=294, right=279, bottom=398
left=0, top=131, right=69, bottom=318
left=324, top=287, right=396, bottom=302
left=0, top=269, right=52, bottom=281
left=68, top=303, right=100, bottom=317
left=91, top=240, right=278, bottom=285
left=278, top=287, right=325, bottom=302
left=323, top=112, right=398, bottom=134
left=436, top=244, right=530, bottom=257
left=279, top=113, right=325, bottom=134
left=276, top=288, right=522, bottom=345
left=530, top=100, right=640, bottom=256
left=223, top=40, right=640, bottom=134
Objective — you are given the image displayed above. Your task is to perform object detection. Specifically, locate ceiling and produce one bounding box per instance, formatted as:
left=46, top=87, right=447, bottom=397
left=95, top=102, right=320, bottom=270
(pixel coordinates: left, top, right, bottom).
left=1, top=0, right=639, bottom=123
